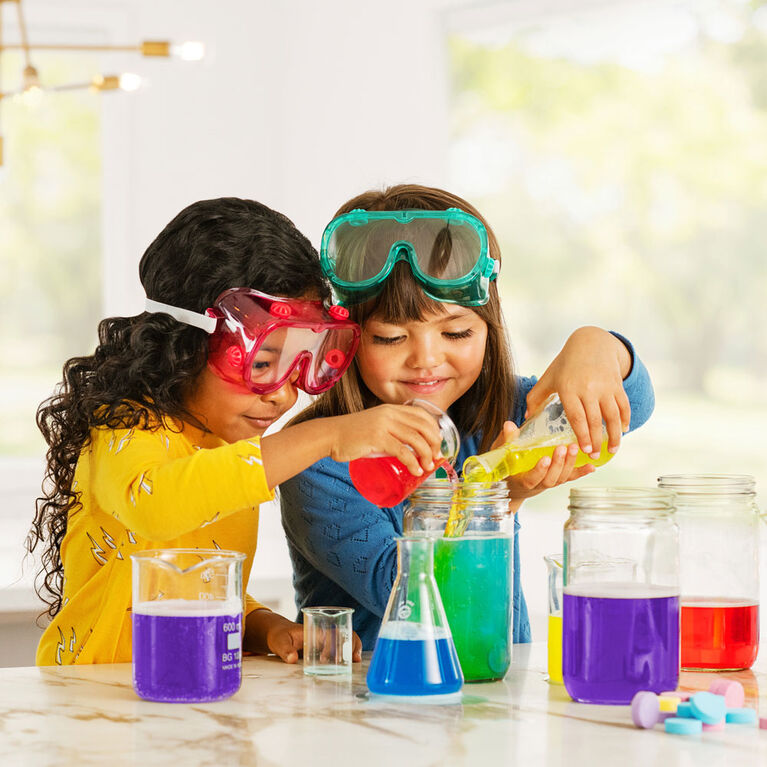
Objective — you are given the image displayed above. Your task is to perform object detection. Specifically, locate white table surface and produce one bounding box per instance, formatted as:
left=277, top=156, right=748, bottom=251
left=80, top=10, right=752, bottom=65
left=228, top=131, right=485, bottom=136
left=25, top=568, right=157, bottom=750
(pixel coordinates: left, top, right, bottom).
left=1, top=643, right=764, bottom=767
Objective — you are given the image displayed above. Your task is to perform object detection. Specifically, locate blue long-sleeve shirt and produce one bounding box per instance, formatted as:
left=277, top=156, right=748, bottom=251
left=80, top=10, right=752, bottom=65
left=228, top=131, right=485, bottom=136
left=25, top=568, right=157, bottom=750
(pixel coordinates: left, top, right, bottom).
left=279, top=333, right=655, bottom=650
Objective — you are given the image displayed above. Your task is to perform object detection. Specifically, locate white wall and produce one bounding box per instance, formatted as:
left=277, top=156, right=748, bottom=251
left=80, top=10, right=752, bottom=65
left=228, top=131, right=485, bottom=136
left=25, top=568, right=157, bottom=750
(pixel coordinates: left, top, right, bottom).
left=107, top=0, right=458, bottom=615
left=103, top=0, right=453, bottom=316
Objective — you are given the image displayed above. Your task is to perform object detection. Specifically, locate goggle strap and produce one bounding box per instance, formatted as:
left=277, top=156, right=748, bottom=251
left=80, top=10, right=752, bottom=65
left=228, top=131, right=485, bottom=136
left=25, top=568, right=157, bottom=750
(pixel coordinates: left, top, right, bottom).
left=144, top=298, right=217, bottom=334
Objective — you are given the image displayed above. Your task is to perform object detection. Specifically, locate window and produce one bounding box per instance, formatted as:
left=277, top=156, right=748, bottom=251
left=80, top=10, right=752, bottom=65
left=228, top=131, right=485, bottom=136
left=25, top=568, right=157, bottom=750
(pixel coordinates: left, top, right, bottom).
left=0, top=49, right=102, bottom=598
left=1, top=52, right=102, bottom=457
left=448, top=0, right=767, bottom=635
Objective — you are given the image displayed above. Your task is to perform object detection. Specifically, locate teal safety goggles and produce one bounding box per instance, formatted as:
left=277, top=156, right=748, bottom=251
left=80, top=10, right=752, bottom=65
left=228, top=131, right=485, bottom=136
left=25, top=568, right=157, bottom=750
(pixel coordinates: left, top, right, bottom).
left=320, top=208, right=499, bottom=306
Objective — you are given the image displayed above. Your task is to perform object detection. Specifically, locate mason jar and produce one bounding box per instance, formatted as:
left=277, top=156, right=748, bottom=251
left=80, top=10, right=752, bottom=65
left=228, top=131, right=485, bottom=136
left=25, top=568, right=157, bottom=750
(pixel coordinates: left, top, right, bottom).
left=403, top=478, right=514, bottom=682
left=563, top=488, right=679, bottom=704
left=657, top=474, right=760, bottom=671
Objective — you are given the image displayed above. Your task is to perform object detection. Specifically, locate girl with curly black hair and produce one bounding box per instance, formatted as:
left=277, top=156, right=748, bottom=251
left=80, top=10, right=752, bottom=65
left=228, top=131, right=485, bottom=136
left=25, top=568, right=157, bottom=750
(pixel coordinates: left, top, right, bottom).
left=29, top=197, right=443, bottom=666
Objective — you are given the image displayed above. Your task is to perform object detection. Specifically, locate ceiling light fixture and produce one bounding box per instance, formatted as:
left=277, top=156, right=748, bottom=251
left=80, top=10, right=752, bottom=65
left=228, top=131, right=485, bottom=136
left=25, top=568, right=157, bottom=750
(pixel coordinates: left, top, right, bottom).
left=0, top=0, right=205, bottom=165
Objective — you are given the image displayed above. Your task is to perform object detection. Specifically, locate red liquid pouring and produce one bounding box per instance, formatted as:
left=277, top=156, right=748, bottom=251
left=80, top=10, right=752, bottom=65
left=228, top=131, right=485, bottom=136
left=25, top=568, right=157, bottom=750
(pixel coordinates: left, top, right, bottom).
left=680, top=598, right=759, bottom=670
left=349, top=456, right=456, bottom=507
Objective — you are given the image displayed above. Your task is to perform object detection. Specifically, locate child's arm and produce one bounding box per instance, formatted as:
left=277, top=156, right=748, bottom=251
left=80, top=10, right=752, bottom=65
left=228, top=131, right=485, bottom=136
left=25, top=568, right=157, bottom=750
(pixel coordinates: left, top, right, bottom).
left=260, top=404, right=443, bottom=490
left=524, top=326, right=643, bottom=459
left=498, top=334, right=654, bottom=508
left=90, top=427, right=275, bottom=541
left=90, top=404, right=441, bottom=542
left=243, top=609, right=363, bottom=664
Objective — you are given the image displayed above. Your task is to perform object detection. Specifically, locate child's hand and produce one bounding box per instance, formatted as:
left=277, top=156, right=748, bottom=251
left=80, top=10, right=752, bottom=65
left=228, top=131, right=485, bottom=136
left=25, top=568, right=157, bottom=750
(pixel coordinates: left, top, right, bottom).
left=262, top=403, right=444, bottom=487
left=326, top=404, right=444, bottom=476
left=491, top=421, right=595, bottom=511
left=246, top=610, right=364, bottom=664
left=264, top=614, right=304, bottom=664
left=245, top=610, right=303, bottom=663
left=525, top=326, right=632, bottom=459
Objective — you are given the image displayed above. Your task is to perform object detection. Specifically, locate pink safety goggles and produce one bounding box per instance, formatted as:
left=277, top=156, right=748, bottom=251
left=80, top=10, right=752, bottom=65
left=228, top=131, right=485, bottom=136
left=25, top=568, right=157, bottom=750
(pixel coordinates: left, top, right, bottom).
left=145, top=288, right=360, bottom=394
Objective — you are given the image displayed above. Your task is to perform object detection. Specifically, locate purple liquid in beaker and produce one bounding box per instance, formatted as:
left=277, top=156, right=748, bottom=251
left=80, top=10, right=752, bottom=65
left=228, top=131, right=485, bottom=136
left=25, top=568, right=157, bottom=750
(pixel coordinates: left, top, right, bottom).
left=132, top=600, right=242, bottom=703
left=562, top=585, right=679, bottom=704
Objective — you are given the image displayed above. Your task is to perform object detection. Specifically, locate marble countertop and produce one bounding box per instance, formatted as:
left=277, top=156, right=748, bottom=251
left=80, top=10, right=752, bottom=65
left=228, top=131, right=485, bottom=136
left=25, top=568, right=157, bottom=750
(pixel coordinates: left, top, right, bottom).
left=1, top=643, right=765, bottom=767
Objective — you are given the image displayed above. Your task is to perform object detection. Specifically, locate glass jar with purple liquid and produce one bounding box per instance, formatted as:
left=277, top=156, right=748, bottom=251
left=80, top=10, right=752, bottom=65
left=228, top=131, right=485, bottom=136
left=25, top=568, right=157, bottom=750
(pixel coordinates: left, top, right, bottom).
left=131, top=549, right=246, bottom=703
left=562, top=488, right=679, bottom=705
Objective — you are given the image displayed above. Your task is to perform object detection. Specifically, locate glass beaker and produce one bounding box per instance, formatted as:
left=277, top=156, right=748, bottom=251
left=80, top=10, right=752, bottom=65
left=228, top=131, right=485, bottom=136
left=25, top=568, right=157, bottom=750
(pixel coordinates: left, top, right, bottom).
left=367, top=536, right=463, bottom=702
left=302, top=606, right=354, bottom=676
left=562, top=488, right=679, bottom=704
left=131, top=548, right=245, bottom=703
left=657, top=474, right=760, bottom=671
left=462, top=393, right=613, bottom=483
left=403, top=479, right=514, bottom=682
left=349, top=399, right=460, bottom=507
left=544, top=553, right=563, bottom=685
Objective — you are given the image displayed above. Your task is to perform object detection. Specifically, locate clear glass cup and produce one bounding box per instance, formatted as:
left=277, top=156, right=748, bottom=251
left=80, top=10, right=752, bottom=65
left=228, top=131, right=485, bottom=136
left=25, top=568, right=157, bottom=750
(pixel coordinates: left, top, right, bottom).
left=657, top=474, right=760, bottom=671
left=349, top=399, right=460, bottom=507
left=131, top=548, right=245, bottom=703
left=403, top=478, right=514, bottom=682
left=302, top=606, right=354, bottom=676
left=563, top=488, right=679, bottom=704
left=543, top=553, right=563, bottom=685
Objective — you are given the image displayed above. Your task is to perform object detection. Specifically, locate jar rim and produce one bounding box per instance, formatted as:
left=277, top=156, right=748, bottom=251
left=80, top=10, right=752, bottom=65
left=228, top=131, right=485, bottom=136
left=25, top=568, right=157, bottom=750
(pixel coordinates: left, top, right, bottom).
left=408, top=477, right=510, bottom=501
left=657, top=473, right=756, bottom=496
left=415, top=477, right=509, bottom=488
left=569, top=486, right=675, bottom=515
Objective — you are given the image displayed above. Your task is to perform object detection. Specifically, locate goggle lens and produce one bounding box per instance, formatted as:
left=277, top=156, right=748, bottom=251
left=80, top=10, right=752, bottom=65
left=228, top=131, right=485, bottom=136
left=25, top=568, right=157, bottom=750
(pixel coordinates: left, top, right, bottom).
left=328, top=217, right=484, bottom=284
left=144, top=290, right=360, bottom=395
left=208, top=290, right=359, bottom=394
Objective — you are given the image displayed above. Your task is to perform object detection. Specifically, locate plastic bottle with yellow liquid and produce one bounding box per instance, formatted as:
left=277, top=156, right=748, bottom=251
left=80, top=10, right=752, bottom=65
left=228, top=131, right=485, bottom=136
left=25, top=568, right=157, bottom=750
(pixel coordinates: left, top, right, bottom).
left=462, top=393, right=613, bottom=483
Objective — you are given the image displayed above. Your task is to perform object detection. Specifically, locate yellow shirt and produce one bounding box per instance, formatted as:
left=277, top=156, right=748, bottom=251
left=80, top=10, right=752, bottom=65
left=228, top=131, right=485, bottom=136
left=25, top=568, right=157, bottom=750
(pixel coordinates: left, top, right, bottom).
left=36, top=418, right=274, bottom=665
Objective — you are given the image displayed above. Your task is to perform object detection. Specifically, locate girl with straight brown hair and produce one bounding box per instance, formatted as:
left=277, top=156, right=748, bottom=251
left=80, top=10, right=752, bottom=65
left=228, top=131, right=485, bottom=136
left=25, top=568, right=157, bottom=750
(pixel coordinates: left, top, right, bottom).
left=280, top=184, right=655, bottom=649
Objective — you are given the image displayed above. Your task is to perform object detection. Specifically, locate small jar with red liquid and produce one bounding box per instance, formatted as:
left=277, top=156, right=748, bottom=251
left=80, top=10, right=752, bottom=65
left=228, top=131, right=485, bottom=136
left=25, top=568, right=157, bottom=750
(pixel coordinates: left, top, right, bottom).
left=349, top=399, right=460, bottom=507
left=562, top=488, right=680, bottom=704
left=657, top=474, right=760, bottom=671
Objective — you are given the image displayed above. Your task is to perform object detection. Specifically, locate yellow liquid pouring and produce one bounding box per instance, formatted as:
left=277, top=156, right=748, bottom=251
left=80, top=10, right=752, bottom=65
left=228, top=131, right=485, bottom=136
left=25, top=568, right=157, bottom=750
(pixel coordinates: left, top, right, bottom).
left=444, top=493, right=468, bottom=538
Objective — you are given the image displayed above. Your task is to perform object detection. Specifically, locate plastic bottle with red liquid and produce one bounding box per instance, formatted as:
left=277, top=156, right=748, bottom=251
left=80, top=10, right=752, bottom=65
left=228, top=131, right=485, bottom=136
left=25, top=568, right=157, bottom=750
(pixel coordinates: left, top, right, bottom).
left=657, top=475, right=760, bottom=671
left=349, top=399, right=460, bottom=507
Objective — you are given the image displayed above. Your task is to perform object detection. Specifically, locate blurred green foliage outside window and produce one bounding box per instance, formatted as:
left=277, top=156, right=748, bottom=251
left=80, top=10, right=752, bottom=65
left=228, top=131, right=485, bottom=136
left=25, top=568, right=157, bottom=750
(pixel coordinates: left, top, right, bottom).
left=0, top=53, right=101, bottom=456
left=448, top=0, right=767, bottom=491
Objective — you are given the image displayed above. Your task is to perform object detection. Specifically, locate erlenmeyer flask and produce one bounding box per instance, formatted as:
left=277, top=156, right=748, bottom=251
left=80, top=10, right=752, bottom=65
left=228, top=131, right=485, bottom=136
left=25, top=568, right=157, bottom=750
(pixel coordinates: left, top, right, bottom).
left=367, top=536, right=463, bottom=702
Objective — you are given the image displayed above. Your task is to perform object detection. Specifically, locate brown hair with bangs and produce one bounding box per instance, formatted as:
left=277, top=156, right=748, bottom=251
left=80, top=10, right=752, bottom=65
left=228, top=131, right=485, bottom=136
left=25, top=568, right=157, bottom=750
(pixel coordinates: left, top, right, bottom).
left=292, top=183, right=516, bottom=452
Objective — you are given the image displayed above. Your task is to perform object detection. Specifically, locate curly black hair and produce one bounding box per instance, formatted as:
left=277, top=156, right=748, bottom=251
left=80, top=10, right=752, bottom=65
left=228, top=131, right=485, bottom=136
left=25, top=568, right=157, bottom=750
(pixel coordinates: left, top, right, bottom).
left=27, top=197, right=329, bottom=618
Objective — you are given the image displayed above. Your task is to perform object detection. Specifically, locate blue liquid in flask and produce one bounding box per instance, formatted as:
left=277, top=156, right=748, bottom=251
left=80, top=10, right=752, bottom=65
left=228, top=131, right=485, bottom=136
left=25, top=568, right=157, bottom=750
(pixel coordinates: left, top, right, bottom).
left=367, top=621, right=463, bottom=700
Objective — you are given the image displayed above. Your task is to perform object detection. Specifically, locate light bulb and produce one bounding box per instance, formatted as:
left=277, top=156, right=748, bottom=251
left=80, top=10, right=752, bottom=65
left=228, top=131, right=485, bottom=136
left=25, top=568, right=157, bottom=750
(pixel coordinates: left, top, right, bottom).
left=171, top=41, right=205, bottom=61
left=118, top=73, right=143, bottom=92
left=19, top=85, right=43, bottom=107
